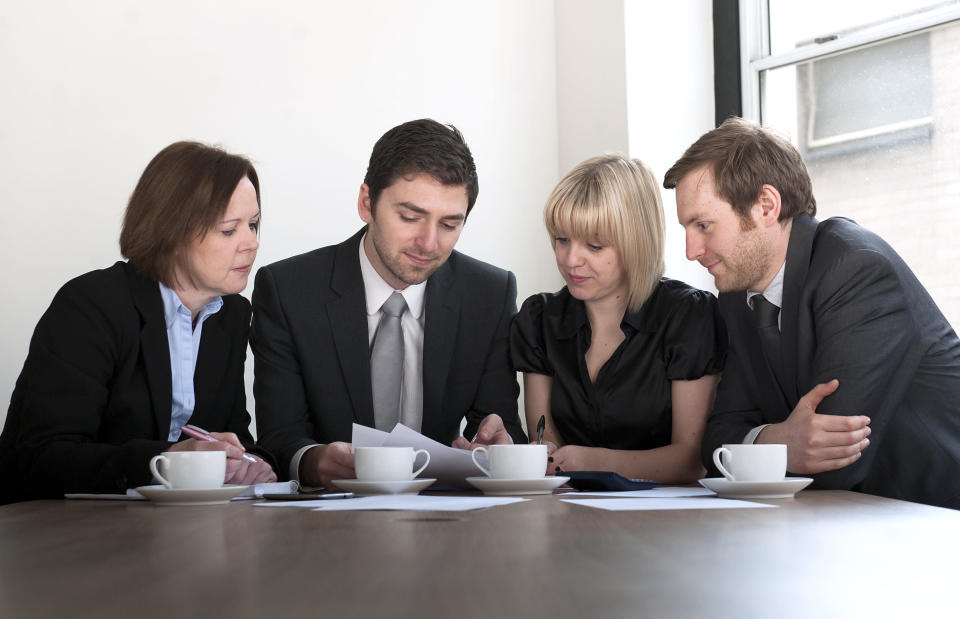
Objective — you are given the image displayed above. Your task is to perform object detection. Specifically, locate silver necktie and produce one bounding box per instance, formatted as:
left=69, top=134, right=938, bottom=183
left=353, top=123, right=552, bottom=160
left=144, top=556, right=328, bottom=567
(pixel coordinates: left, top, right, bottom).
left=371, top=292, right=406, bottom=430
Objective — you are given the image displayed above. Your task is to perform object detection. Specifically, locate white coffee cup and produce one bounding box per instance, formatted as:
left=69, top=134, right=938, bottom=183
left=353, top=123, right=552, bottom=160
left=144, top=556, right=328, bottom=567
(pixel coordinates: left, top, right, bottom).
left=471, top=444, right=547, bottom=480
left=354, top=446, right=431, bottom=482
left=149, top=450, right=226, bottom=489
left=712, top=444, right=787, bottom=482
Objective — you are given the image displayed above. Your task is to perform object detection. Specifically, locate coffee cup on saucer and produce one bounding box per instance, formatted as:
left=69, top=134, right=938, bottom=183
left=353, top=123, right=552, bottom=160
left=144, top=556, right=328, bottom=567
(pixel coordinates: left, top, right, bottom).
left=471, top=444, right=547, bottom=479
left=353, top=446, right=431, bottom=482
left=712, top=444, right=786, bottom=482
left=149, top=450, right=226, bottom=490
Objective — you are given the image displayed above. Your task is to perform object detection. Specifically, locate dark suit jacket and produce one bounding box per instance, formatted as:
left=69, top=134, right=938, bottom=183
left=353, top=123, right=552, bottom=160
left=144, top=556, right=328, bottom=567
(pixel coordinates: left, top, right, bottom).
left=0, top=261, right=264, bottom=503
left=704, top=214, right=960, bottom=508
left=251, top=229, right=525, bottom=477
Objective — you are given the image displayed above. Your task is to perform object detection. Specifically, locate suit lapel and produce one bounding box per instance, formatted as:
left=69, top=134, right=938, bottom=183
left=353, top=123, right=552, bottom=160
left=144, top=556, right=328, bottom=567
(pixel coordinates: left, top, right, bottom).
left=421, top=259, right=458, bottom=440
left=127, top=265, right=173, bottom=439
left=779, top=214, right=819, bottom=404
left=328, top=231, right=376, bottom=428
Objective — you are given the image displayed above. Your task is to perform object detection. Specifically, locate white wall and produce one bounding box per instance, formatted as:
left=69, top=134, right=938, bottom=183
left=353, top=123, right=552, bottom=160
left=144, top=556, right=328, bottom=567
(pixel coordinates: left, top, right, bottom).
left=625, top=0, right=716, bottom=290
left=0, top=0, right=716, bottom=432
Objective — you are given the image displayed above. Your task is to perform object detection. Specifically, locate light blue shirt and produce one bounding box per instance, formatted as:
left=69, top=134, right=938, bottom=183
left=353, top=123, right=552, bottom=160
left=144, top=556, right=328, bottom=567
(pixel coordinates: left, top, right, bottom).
left=159, top=283, right=223, bottom=441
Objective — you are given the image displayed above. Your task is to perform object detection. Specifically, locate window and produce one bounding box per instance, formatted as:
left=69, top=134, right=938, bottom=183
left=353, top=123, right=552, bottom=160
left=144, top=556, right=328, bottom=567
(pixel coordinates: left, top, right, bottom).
left=739, top=0, right=960, bottom=328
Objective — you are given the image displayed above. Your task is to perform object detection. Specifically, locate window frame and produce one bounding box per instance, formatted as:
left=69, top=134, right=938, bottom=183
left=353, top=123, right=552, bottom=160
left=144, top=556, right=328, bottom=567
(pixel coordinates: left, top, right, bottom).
left=737, top=0, right=960, bottom=123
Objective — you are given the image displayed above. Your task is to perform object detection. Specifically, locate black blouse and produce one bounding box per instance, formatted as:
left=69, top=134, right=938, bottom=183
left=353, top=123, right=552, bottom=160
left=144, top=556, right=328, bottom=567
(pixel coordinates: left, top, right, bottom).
left=510, top=279, right=726, bottom=450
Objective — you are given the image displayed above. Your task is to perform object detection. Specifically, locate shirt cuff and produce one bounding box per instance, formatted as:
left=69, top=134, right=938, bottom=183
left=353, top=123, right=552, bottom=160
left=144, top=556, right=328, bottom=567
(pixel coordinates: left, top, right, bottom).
left=742, top=424, right=770, bottom=445
left=290, top=444, right=319, bottom=482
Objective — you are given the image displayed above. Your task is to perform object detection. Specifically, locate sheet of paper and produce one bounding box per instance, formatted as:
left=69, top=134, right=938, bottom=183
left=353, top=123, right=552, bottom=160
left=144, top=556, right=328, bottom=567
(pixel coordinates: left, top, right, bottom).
left=352, top=424, right=391, bottom=447
left=352, top=423, right=485, bottom=489
left=568, top=486, right=716, bottom=498
left=253, top=495, right=525, bottom=511
left=560, top=497, right=776, bottom=511
left=64, top=490, right=146, bottom=501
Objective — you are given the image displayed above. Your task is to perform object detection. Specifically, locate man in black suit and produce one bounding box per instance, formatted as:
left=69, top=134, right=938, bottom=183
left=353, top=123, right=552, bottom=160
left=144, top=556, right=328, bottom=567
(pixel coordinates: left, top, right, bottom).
left=252, top=119, right=526, bottom=487
left=664, top=118, right=960, bottom=508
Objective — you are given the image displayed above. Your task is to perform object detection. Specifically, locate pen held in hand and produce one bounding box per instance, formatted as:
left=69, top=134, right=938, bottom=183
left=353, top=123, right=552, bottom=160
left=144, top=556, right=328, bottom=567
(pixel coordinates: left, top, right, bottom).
left=181, top=424, right=258, bottom=463
left=536, top=415, right=545, bottom=445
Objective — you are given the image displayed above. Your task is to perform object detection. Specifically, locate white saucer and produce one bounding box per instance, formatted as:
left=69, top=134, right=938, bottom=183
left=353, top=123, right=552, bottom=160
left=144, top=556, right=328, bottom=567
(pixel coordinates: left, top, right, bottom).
left=135, top=484, right=249, bottom=506
left=698, top=477, right=813, bottom=499
left=466, top=476, right=571, bottom=496
left=331, top=478, right=437, bottom=496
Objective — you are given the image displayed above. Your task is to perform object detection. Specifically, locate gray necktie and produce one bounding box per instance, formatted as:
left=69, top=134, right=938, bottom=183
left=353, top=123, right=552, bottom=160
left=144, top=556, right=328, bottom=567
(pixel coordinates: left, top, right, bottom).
left=371, top=292, right=406, bottom=431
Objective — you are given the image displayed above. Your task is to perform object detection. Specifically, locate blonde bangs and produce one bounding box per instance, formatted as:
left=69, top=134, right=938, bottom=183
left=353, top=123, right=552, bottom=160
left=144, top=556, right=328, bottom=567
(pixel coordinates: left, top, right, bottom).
left=544, top=154, right=665, bottom=312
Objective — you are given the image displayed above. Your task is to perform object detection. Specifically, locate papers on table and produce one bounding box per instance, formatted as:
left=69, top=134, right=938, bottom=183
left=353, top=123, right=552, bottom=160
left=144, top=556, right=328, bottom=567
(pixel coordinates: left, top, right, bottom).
left=561, top=497, right=776, bottom=511
left=254, top=495, right=526, bottom=511
left=571, top=486, right=716, bottom=499
left=352, top=422, right=483, bottom=489
left=64, top=490, right=147, bottom=501
left=65, top=480, right=300, bottom=502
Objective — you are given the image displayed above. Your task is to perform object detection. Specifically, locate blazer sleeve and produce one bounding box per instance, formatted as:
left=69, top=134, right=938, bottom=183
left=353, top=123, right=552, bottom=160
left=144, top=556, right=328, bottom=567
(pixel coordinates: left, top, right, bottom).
left=795, top=247, right=920, bottom=489
left=5, top=282, right=172, bottom=499
left=461, top=271, right=527, bottom=444
left=250, top=266, right=319, bottom=477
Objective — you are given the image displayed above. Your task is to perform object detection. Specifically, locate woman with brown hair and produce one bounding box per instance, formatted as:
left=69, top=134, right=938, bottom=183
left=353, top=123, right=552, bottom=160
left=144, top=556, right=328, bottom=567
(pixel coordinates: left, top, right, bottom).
left=0, top=141, right=276, bottom=503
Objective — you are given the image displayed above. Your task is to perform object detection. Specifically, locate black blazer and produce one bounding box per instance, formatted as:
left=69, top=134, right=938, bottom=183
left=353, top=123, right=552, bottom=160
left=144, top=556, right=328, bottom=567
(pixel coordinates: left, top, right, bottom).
left=251, top=229, right=525, bottom=476
left=704, top=214, right=960, bottom=508
left=0, top=261, right=264, bottom=503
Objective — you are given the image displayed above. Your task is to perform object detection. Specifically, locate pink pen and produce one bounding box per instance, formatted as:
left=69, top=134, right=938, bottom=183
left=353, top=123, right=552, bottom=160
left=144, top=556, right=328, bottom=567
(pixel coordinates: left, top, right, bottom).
left=181, top=424, right=258, bottom=463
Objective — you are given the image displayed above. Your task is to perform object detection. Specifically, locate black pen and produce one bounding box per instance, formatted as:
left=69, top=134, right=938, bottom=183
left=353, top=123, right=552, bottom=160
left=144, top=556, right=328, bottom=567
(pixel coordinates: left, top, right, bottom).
left=536, top=415, right=545, bottom=445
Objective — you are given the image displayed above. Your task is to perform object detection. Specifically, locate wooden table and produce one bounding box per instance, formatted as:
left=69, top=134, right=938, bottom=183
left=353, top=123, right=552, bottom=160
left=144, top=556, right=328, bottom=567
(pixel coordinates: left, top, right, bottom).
left=0, top=489, right=956, bottom=618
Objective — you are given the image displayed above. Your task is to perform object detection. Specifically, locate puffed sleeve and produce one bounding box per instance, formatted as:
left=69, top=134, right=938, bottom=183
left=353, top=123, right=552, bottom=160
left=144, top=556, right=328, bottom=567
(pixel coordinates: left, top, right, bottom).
left=662, top=289, right=727, bottom=380
left=509, top=293, right=554, bottom=375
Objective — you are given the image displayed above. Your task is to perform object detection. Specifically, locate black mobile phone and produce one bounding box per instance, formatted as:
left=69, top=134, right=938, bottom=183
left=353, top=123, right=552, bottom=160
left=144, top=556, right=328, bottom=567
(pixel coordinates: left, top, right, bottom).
left=262, top=492, right=355, bottom=501
left=563, top=471, right=658, bottom=492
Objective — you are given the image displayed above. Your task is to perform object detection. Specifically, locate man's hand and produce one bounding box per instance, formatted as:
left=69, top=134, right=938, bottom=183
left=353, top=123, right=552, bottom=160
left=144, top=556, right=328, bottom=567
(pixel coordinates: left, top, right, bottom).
left=450, top=414, right=514, bottom=450
left=300, top=442, right=355, bottom=489
left=757, top=379, right=871, bottom=474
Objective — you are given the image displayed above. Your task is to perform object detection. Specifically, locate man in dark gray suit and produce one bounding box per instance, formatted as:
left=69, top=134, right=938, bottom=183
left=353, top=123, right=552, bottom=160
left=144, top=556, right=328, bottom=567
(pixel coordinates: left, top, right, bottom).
left=664, top=118, right=960, bottom=509
left=252, top=119, right=525, bottom=488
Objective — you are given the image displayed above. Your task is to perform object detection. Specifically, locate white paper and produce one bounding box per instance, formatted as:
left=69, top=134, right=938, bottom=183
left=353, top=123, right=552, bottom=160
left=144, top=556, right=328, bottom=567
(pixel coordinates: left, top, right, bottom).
left=569, top=486, right=717, bottom=498
left=312, top=495, right=526, bottom=511
left=352, top=423, right=485, bottom=489
left=560, top=497, right=776, bottom=511
left=253, top=495, right=525, bottom=511
left=64, top=490, right=146, bottom=501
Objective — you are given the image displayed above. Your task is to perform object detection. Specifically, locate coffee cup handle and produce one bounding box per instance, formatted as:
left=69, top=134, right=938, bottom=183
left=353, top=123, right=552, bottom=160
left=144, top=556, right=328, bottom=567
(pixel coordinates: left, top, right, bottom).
left=471, top=446, right=490, bottom=476
left=712, top=447, right=736, bottom=481
left=412, top=449, right=431, bottom=478
left=149, top=454, right=173, bottom=489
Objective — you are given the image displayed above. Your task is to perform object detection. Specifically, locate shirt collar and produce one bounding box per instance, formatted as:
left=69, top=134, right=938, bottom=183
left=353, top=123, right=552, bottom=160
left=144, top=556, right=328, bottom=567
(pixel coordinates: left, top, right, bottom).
left=158, top=282, right=223, bottom=329
left=746, top=261, right=785, bottom=310
left=358, top=232, right=426, bottom=318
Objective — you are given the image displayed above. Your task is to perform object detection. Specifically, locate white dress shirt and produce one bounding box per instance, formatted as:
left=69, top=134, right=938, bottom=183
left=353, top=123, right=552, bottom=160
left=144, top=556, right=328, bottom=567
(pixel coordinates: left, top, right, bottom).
left=289, top=233, right=427, bottom=481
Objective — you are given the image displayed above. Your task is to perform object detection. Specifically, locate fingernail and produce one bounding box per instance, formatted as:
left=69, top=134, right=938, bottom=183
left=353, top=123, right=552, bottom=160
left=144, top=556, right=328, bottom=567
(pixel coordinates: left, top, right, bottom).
left=548, top=457, right=554, bottom=463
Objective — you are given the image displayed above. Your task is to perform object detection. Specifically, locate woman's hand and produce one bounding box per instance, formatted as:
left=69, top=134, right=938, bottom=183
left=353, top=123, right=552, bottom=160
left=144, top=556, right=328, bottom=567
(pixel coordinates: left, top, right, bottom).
left=169, top=431, right=277, bottom=484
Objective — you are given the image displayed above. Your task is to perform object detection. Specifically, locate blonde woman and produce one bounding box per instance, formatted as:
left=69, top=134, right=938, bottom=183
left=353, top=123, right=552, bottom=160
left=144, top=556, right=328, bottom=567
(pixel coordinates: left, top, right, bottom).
left=510, top=155, right=725, bottom=483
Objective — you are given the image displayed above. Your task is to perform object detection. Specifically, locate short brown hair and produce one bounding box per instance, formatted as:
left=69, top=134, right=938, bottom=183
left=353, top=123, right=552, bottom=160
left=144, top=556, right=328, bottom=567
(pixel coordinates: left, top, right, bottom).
left=120, top=141, right=260, bottom=287
left=663, top=117, right=816, bottom=221
left=364, top=119, right=478, bottom=217
left=544, top=154, right=665, bottom=312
